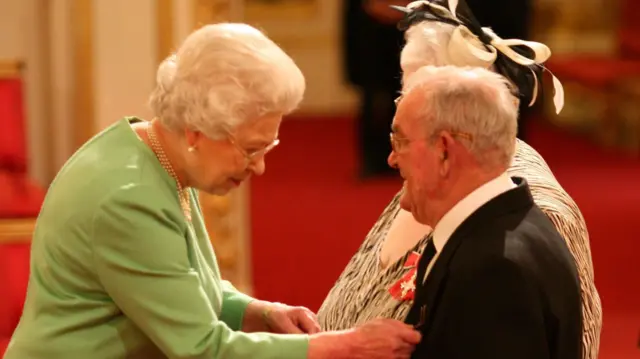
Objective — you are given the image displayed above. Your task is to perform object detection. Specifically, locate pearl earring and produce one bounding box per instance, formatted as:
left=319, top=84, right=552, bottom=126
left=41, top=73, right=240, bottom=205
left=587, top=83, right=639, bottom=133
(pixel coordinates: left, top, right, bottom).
left=188, top=146, right=196, bottom=153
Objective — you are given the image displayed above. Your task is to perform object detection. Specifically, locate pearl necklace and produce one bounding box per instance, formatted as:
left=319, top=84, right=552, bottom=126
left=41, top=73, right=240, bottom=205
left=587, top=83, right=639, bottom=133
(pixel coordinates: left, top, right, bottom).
left=146, top=123, right=192, bottom=221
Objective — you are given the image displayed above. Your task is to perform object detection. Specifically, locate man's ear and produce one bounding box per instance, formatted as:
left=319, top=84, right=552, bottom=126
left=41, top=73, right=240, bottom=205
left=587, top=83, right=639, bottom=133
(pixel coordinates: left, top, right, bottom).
left=438, top=131, right=456, bottom=176
left=438, top=131, right=457, bottom=159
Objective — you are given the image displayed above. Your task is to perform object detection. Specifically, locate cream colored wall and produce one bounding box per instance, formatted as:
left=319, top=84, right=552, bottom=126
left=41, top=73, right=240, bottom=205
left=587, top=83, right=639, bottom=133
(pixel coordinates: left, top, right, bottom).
left=93, top=0, right=157, bottom=130
left=173, top=0, right=195, bottom=45
left=0, top=0, right=25, bottom=59
left=0, top=0, right=50, bottom=185
left=243, top=0, right=359, bottom=115
left=49, top=0, right=74, bottom=172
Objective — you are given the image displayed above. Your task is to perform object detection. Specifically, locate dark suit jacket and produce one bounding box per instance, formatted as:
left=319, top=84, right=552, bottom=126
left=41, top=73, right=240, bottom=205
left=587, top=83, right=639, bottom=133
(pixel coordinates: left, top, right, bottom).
left=406, top=177, right=582, bottom=359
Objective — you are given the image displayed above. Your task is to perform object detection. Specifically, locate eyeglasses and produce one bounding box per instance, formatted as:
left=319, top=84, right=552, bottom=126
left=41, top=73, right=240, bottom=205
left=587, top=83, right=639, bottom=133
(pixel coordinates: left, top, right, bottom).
left=394, top=95, right=403, bottom=107
left=389, top=132, right=411, bottom=152
left=228, top=136, right=280, bottom=164
left=390, top=131, right=473, bottom=152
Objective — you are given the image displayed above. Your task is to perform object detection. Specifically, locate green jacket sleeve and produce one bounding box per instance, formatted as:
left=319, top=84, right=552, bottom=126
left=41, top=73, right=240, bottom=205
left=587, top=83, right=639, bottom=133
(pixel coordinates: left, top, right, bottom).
left=220, top=280, right=254, bottom=330
left=92, top=184, right=308, bottom=359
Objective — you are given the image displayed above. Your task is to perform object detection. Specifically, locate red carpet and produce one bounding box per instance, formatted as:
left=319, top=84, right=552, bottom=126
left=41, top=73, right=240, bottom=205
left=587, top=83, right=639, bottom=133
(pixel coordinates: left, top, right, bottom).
left=250, top=117, right=640, bottom=358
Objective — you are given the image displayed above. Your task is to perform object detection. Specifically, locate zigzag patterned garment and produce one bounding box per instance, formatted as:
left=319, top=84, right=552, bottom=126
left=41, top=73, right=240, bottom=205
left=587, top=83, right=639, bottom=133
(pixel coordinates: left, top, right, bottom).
left=317, top=139, right=602, bottom=359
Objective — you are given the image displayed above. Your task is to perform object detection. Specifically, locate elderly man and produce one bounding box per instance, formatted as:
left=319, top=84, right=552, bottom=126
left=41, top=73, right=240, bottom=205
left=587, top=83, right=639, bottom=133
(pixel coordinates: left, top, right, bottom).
left=396, top=65, right=582, bottom=359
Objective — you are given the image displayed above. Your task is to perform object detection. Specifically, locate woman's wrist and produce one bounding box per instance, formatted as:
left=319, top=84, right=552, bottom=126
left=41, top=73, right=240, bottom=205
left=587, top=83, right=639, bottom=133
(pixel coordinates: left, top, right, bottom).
left=242, top=300, right=272, bottom=332
left=261, top=304, right=276, bottom=330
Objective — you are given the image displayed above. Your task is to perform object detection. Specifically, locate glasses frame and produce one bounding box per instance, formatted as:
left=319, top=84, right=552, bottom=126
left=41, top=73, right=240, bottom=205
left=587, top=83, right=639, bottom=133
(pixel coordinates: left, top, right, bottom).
left=389, top=131, right=473, bottom=152
left=227, top=136, right=280, bottom=164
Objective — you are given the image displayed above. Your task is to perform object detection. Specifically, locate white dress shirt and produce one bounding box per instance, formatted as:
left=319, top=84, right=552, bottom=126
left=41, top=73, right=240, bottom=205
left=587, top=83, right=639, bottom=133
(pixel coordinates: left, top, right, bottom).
left=423, top=172, right=516, bottom=283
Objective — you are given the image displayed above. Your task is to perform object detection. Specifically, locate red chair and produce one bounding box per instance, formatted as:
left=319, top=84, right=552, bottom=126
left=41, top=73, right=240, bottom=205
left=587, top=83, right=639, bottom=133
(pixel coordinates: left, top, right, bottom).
left=0, top=60, right=46, bottom=218
left=0, top=220, right=33, bottom=355
left=0, top=59, right=44, bottom=355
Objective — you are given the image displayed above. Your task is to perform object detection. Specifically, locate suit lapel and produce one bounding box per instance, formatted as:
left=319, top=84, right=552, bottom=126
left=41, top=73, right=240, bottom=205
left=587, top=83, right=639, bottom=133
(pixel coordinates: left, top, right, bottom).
left=410, top=177, right=535, bottom=332
left=414, top=232, right=460, bottom=330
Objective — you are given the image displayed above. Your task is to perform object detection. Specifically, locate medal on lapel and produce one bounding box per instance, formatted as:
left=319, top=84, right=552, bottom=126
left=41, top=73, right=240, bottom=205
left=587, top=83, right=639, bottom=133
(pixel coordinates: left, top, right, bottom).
left=388, top=251, right=421, bottom=301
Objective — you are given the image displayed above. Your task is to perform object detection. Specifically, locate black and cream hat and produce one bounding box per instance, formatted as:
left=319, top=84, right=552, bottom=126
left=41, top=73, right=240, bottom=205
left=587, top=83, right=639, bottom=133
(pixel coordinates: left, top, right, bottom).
left=392, top=0, right=564, bottom=114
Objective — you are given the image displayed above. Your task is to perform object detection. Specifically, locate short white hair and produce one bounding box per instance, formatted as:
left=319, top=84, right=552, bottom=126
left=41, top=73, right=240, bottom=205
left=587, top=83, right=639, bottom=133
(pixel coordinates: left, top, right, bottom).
left=403, top=66, right=518, bottom=167
left=149, top=23, right=305, bottom=139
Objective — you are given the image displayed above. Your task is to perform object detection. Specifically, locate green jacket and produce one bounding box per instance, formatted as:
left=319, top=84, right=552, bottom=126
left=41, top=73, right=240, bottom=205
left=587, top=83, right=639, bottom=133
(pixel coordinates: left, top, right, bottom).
left=5, top=118, right=308, bottom=359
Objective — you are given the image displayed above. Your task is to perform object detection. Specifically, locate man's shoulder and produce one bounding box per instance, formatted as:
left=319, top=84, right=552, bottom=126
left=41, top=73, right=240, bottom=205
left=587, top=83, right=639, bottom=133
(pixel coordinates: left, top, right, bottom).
left=503, top=206, right=578, bottom=280
left=507, top=204, right=572, bottom=254
left=454, top=204, right=573, bottom=268
left=451, top=229, right=578, bottom=297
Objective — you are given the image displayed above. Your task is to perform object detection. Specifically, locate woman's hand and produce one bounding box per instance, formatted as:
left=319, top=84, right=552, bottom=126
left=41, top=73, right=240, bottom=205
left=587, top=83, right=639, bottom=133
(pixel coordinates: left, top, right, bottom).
left=264, top=302, right=321, bottom=334
left=308, top=319, right=421, bottom=359
left=243, top=300, right=321, bottom=334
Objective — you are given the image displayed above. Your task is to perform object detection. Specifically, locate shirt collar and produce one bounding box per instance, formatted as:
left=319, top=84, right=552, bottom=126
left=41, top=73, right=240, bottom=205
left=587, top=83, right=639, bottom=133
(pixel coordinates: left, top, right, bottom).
left=431, top=172, right=516, bottom=252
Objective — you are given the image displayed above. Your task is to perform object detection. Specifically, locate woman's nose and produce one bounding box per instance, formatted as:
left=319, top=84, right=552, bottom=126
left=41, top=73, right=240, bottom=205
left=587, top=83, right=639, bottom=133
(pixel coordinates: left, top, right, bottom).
left=249, top=157, right=266, bottom=176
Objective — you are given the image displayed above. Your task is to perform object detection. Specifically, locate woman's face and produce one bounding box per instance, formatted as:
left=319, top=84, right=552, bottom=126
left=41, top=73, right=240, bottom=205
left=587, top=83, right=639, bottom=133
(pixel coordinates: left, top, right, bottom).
left=185, top=114, right=283, bottom=195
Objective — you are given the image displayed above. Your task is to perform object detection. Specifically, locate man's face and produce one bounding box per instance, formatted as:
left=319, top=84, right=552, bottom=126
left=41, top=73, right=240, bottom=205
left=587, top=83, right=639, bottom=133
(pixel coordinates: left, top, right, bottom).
left=388, top=92, right=444, bottom=226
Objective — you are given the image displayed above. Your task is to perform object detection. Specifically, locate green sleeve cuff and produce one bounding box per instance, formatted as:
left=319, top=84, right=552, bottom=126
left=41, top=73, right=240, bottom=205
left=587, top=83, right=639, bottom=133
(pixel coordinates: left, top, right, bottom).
left=219, top=286, right=255, bottom=330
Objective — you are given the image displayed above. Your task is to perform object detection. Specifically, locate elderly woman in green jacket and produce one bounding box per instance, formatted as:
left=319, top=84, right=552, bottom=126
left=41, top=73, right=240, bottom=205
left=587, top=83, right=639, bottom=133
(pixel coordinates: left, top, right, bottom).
left=4, top=23, right=420, bottom=359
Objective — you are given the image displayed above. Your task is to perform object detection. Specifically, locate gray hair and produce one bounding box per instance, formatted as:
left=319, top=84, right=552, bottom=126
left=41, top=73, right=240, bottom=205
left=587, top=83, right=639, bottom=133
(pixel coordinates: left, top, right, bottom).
left=400, top=21, right=456, bottom=77
left=403, top=66, right=518, bottom=168
left=400, top=22, right=504, bottom=84
left=149, top=23, right=305, bottom=139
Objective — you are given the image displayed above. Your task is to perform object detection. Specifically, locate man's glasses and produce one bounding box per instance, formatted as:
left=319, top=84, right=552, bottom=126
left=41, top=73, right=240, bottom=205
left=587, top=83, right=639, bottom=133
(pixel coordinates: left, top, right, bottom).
left=390, top=131, right=473, bottom=152
left=390, top=132, right=410, bottom=152
left=394, top=95, right=403, bottom=107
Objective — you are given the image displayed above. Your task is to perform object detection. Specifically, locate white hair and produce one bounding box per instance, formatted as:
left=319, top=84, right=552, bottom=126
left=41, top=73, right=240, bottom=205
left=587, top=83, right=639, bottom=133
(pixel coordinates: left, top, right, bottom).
left=401, top=22, right=456, bottom=77
left=403, top=66, right=518, bottom=168
left=400, top=22, right=503, bottom=81
left=149, top=23, right=305, bottom=139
